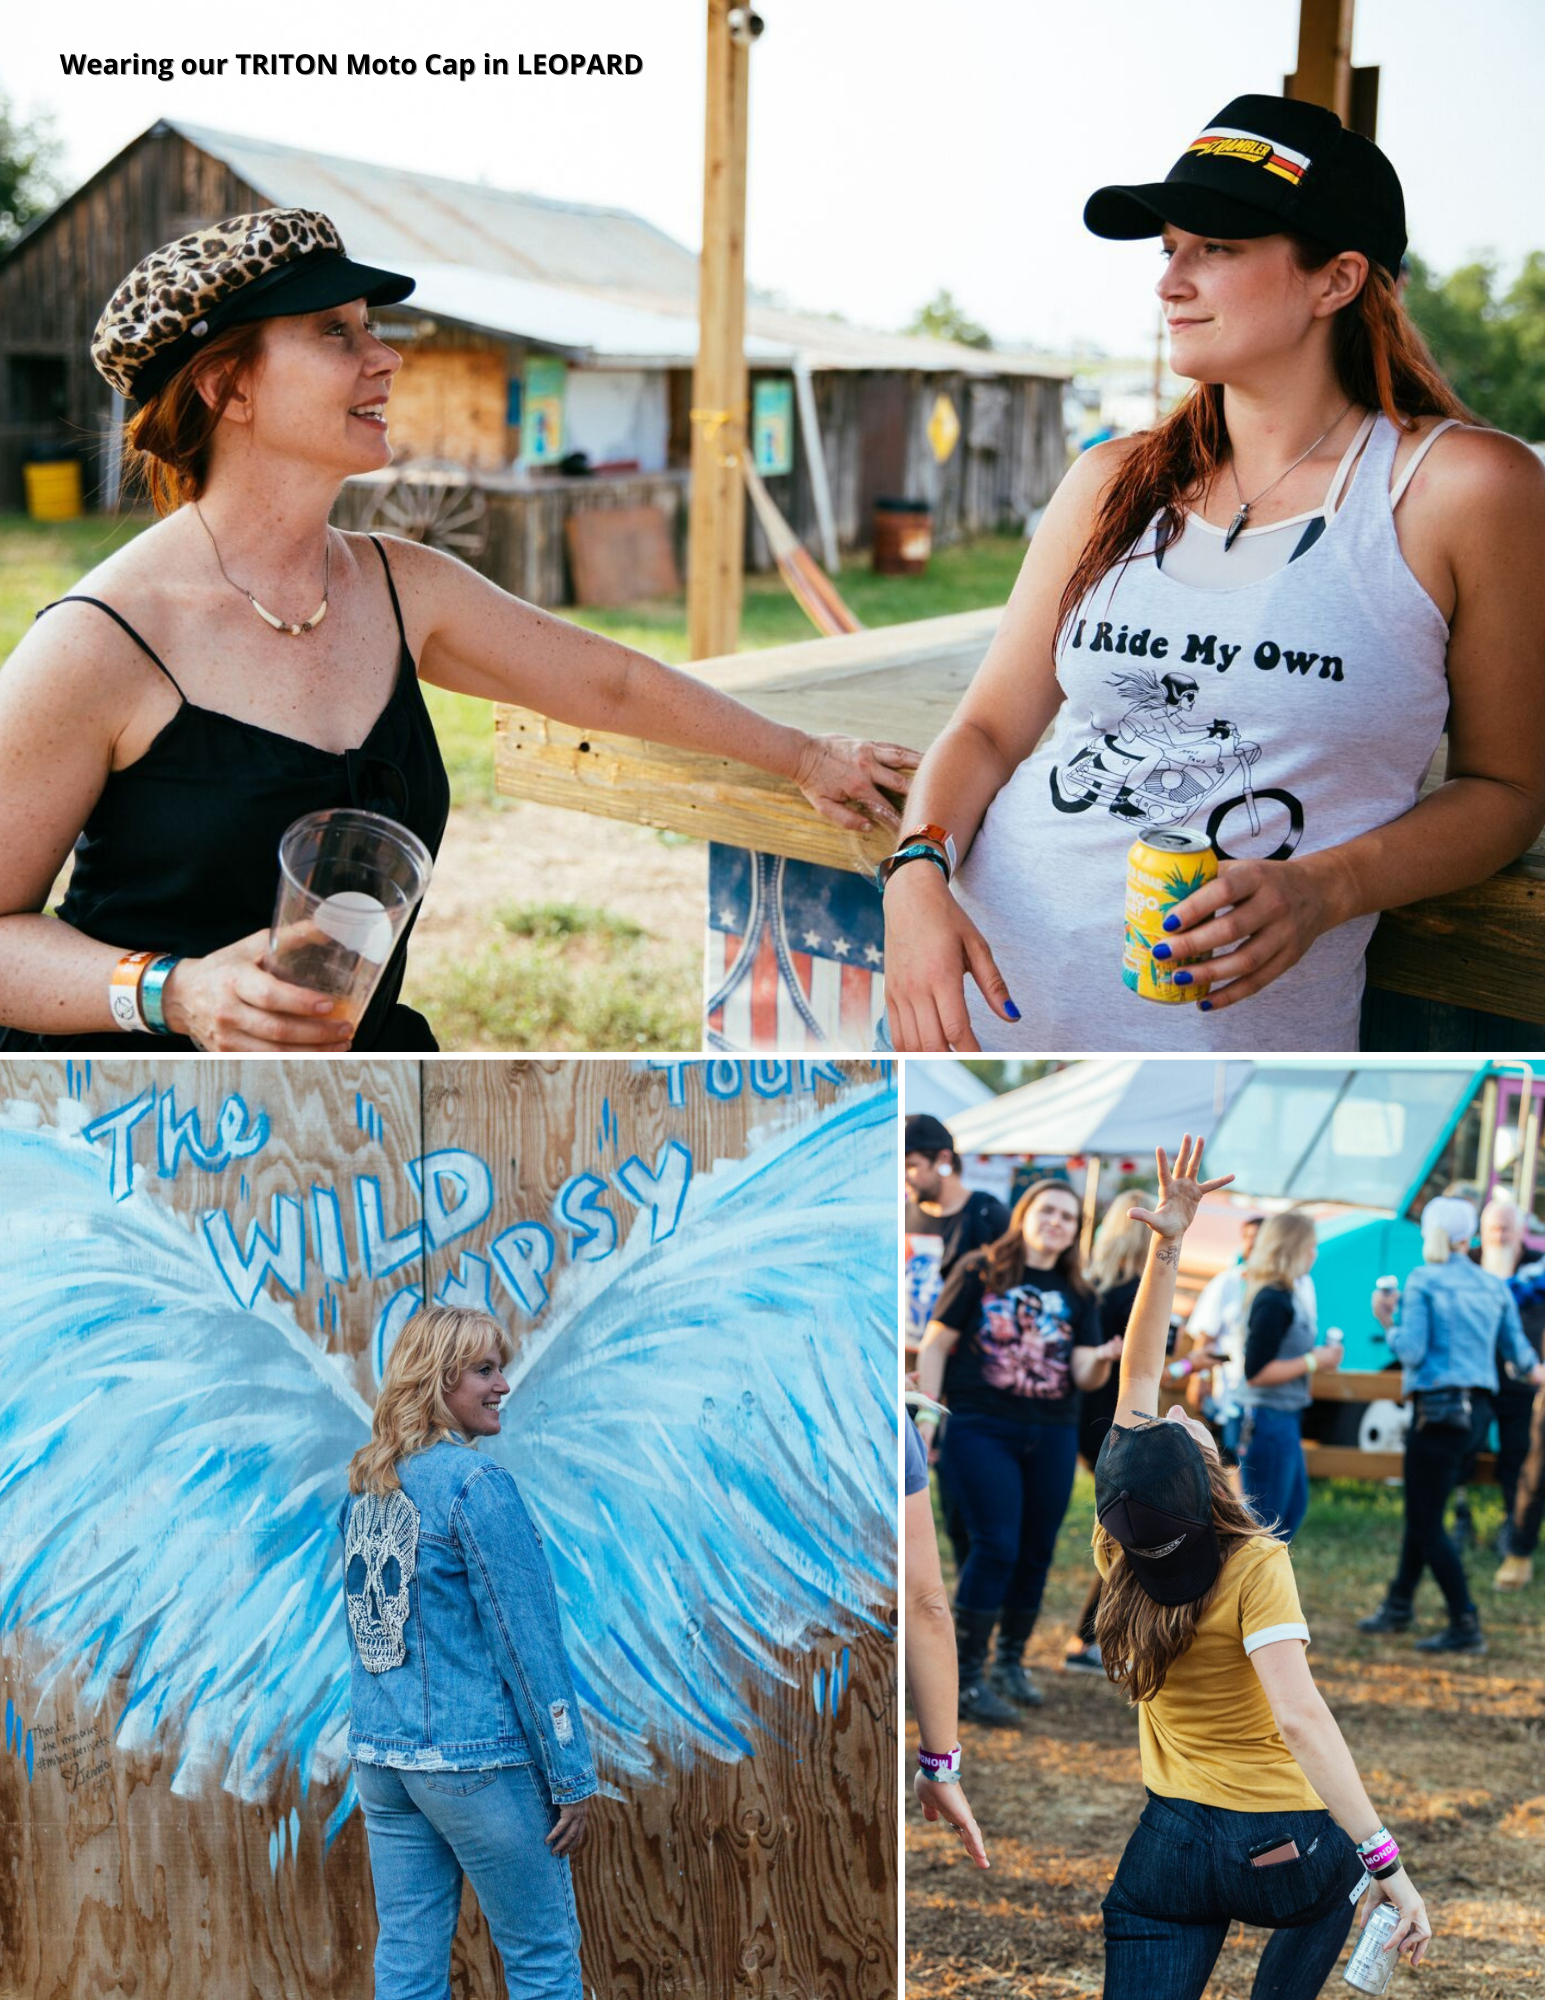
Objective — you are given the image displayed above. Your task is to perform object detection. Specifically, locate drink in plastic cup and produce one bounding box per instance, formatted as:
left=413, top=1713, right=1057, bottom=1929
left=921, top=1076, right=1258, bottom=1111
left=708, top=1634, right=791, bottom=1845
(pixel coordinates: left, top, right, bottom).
left=265, top=809, right=433, bottom=1030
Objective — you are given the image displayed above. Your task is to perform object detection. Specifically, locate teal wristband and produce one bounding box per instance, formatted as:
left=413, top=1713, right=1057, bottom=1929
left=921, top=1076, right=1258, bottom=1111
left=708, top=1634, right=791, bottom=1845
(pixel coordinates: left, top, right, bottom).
left=876, top=843, right=951, bottom=894
left=140, top=954, right=180, bottom=1035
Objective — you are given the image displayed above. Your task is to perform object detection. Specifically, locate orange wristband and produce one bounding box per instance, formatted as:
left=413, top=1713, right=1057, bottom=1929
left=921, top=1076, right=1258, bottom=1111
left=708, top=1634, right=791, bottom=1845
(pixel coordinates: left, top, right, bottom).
left=108, top=950, right=157, bottom=1034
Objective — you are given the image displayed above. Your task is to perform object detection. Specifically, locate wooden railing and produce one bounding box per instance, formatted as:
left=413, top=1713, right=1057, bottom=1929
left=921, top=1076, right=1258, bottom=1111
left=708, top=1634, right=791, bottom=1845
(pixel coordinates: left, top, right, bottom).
left=494, top=608, right=1545, bottom=1031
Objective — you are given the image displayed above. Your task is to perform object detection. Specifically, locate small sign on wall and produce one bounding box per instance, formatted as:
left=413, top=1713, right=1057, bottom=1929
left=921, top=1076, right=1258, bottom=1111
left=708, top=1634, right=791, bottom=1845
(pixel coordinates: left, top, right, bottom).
left=522, top=355, right=568, bottom=465
left=752, top=378, right=794, bottom=477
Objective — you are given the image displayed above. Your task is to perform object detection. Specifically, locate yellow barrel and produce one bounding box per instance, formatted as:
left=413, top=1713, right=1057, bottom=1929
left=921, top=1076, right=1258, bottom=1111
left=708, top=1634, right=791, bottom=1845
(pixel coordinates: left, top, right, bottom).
left=24, top=459, right=83, bottom=522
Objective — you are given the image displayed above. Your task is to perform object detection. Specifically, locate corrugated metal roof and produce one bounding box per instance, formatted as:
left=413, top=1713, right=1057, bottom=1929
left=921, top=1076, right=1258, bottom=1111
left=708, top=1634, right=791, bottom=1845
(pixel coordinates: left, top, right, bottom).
left=116, top=122, right=1068, bottom=379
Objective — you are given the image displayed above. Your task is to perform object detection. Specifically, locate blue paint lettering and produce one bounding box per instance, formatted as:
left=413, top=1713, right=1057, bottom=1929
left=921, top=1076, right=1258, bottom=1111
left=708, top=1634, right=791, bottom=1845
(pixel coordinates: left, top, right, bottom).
left=704, top=1060, right=743, bottom=1099
left=435, top=1252, right=494, bottom=1311
left=373, top=1287, right=424, bottom=1381
left=157, top=1088, right=269, bottom=1179
left=310, top=1185, right=349, bottom=1284
left=410, top=1149, right=493, bottom=1250
left=202, top=1194, right=306, bottom=1308
left=554, top=1172, right=618, bottom=1262
left=749, top=1061, right=792, bottom=1098
left=355, top=1175, right=423, bottom=1280
left=616, top=1140, right=693, bottom=1245
left=490, top=1223, right=556, bottom=1315
left=81, top=1088, right=155, bottom=1202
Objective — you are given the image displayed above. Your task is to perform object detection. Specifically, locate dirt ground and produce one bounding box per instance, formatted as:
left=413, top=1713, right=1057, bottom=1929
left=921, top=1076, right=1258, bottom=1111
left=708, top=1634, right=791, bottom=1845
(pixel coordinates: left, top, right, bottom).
left=907, top=1479, right=1545, bottom=2000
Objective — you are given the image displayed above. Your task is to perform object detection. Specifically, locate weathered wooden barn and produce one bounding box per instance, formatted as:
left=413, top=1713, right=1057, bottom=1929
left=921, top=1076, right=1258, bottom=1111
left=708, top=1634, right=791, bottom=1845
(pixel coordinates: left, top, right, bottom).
left=0, top=119, right=1068, bottom=597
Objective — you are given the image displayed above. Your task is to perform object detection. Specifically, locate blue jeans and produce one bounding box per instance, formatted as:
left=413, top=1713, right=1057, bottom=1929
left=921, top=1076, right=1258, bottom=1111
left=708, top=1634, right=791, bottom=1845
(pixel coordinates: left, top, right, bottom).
left=1239, top=1406, right=1310, bottom=1542
left=355, top=1761, right=582, bottom=2000
left=1103, top=1793, right=1362, bottom=1999
left=939, top=1409, right=1081, bottom=1618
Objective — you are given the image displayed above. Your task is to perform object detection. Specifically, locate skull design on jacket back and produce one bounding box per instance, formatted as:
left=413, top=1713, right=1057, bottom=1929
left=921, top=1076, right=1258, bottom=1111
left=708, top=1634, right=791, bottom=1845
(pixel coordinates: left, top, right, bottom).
left=345, top=1490, right=420, bottom=1673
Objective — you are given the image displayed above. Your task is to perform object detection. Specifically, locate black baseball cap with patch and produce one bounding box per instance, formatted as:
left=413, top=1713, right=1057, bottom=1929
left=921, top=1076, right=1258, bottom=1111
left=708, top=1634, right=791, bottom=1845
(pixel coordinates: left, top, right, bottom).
left=1095, top=1420, right=1221, bottom=1607
left=1084, top=93, right=1406, bottom=279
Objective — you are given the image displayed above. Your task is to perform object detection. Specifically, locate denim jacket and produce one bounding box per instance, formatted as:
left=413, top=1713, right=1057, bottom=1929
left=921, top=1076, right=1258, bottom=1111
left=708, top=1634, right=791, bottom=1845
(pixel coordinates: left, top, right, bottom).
left=1390, top=1259, right=1535, bottom=1398
left=339, top=1437, right=598, bottom=1803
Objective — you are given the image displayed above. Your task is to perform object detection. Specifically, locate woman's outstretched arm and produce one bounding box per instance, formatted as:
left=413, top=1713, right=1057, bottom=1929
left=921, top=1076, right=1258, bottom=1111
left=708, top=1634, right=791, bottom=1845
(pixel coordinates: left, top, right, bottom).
left=905, top=1481, right=988, bottom=1868
left=1112, top=1135, right=1234, bottom=1429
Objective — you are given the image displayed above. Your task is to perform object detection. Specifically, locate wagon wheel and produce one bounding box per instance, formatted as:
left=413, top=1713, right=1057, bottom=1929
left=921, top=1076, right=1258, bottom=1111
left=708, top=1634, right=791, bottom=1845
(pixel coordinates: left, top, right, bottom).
left=359, top=458, right=490, bottom=560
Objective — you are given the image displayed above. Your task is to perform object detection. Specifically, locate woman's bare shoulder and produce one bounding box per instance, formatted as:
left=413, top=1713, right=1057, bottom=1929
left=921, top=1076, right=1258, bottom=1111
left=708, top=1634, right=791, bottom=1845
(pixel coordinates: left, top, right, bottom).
left=2, top=519, right=187, bottom=716
left=1394, top=413, right=1545, bottom=507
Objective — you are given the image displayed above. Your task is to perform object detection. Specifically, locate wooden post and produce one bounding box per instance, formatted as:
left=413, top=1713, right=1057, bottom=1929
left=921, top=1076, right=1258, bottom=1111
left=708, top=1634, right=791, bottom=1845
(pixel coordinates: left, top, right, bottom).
left=688, top=0, right=752, bottom=660
left=1284, top=0, right=1355, bottom=121
left=1080, top=1155, right=1102, bottom=1261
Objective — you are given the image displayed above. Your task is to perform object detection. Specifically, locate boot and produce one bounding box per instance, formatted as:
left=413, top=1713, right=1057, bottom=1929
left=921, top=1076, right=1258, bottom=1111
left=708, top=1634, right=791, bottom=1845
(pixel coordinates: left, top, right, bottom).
left=990, top=1609, right=1045, bottom=1709
left=1414, top=1609, right=1487, bottom=1655
left=1357, top=1592, right=1414, bottom=1634
left=1494, top=1555, right=1534, bottom=1592
left=955, top=1608, right=1019, bottom=1727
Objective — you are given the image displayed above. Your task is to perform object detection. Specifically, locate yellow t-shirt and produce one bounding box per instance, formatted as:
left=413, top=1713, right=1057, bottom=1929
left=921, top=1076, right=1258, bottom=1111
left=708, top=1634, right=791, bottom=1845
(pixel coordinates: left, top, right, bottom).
left=1093, top=1531, right=1322, bottom=1812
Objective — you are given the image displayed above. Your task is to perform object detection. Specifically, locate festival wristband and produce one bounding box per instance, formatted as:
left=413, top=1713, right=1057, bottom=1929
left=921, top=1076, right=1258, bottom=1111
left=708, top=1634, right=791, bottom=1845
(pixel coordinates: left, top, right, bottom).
left=898, top=823, right=958, bottom=874
left=108, top=950, right=158, bottom=1034
left=1357, top=1827, right=1400, bottom=1877
left=877, top=843, right=951, bottom=894
left=918, top=1744, right=961, bottom=1781
left=1304, top=1351, right=1319, bottom=1375
left=1167, top=1358, right=1194, bottom=1381
left=140, top=954, right=180, bottom=1036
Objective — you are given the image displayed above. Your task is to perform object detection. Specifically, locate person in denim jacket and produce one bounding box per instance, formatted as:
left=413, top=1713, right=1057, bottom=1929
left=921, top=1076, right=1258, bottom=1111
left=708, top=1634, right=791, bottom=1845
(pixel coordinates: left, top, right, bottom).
left=1093, top=1138, right=1430, bottom=1998
left=1358, top=1196, right=1545, bottom=1655
left=341, top=1305, right=598, bottom=2000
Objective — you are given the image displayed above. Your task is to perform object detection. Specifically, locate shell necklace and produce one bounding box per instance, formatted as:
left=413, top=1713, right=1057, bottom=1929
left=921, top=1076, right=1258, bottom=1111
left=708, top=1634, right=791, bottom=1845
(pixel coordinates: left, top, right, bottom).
left=195, top=503, right=331, bottom=635
left=1222, top=401, right=1355, bottom=552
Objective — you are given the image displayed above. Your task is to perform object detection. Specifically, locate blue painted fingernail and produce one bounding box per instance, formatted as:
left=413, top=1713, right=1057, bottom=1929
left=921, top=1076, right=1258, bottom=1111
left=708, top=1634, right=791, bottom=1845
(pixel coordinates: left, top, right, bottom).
left=1174, top=969, right=1192, bottom=986
left=1004, top=1000, right=1021, bottom=1021
left=1199, top=999, right=1213, bottom=1012
left=1162, top=914, right=1182, bottom=933
left=1152, top=942, right=1171, bottom=961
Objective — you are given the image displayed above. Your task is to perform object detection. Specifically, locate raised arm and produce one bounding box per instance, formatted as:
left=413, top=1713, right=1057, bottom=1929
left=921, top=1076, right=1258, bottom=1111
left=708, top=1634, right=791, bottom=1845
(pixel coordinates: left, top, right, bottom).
left=1113, top=1136, right=1234, bottom=1430
left=381, top=536, right=917, bottom=835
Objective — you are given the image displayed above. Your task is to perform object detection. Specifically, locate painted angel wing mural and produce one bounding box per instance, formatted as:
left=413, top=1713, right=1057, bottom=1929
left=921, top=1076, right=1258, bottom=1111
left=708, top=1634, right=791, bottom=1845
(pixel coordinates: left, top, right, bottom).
left=0, top=1084, right=895, bottom=1810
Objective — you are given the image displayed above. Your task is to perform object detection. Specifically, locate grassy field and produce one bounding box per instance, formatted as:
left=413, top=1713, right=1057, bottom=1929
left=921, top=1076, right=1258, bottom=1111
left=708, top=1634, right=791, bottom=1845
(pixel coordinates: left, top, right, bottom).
left=909, top=1471, right=1545, bottom=1998
left=0, top=511, right=1026, bottom=1048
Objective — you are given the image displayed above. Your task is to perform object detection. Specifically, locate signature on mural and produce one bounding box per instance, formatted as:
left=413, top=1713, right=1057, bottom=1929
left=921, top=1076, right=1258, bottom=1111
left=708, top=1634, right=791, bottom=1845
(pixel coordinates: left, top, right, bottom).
left=0, top=1083, right=895, bottom=1836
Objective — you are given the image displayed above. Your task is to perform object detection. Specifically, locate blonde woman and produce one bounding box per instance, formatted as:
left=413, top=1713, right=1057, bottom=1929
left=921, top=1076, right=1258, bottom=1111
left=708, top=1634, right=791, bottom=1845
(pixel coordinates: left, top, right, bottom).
left=1066, top=1193, right=1153, bottom=1673
left=1093, top=1137, right=1432, bottom=1995
left=1237, top=1213, right=1339, bottom=1541
left=341, top=1306, right=595, bottom=2000
left=1358, top=1196, right=1544, bottom=1653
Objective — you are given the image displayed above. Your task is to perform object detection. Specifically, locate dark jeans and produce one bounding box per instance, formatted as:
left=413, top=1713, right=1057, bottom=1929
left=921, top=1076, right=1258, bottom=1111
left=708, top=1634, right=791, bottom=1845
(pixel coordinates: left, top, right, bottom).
left=939, top=1409, right=1081, bottom=1618
left=1238, top=1405, right=1310, bottom=1542
left=1103, top=1793, right=1362, bottom=2000
left=1495, top=1386, right=1535, bottom=1524
left=1506, top=1382, right=1545, bottom=1558
left=1392, top=1402, right=1477, bottom=1618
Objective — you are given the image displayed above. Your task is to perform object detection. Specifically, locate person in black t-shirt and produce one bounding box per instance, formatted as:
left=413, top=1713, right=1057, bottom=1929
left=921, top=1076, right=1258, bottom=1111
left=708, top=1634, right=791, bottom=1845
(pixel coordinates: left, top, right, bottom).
left=905, top=1114, right=1011, bottom=1280
left=914, top=1179, right=1122, bottom=1722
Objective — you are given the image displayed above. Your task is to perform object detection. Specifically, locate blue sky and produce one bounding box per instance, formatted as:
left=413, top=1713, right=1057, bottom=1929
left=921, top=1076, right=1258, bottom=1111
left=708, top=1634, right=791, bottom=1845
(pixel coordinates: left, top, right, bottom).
left=5, top=0, right=1539, bottom=354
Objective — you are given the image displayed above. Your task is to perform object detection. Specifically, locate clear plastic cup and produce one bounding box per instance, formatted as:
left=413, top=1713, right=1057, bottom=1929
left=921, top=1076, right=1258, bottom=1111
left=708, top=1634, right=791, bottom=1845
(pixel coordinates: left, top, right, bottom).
left=265, top=809, right=433, bottom=1030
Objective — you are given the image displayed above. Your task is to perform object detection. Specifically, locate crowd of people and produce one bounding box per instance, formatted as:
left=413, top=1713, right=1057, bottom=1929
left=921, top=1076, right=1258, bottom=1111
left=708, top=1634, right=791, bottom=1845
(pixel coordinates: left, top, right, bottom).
left=904, top=1112, right=1545, bottom=1993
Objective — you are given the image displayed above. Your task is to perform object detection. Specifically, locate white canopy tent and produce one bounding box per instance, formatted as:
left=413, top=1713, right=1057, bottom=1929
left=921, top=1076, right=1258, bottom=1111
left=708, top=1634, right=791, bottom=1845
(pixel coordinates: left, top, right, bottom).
left=902, top=1059, right=996, bottom=1126
left=948, top=1058, right=1253, bottom=1160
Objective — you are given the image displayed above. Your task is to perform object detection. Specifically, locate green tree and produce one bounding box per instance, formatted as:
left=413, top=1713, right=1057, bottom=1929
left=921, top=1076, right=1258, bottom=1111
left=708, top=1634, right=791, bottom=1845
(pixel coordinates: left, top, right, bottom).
left=0, top=93, right=63, bottom=250
left=1404, top=249, right=1545, bottom=439
left=906, top=288, right=993, bottom=351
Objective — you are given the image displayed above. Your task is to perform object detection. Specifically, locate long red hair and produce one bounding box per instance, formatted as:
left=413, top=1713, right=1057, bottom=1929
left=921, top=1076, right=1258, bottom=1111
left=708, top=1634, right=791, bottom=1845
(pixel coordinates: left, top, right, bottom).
left=1056, top=245, right=1475, bottom=640
left=122, top=322, right=268, bottom=516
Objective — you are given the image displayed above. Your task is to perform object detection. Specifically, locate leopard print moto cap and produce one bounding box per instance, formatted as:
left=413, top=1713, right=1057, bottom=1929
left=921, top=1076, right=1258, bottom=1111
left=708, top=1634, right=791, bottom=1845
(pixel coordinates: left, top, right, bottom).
left=91, top=208, right=415, bottom=401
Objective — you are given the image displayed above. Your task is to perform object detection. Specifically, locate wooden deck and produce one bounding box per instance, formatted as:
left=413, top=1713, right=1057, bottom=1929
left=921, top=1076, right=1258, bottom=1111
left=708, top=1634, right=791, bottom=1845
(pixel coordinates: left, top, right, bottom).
left=494, top=608, right=1545, bottom=1028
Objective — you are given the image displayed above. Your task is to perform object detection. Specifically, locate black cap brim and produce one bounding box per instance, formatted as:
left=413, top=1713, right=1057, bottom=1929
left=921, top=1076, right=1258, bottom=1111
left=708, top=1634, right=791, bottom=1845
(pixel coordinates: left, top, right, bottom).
left=218, top=250, right=416, bottom=327
left=1099, top=1492, right=1222, bottom=1606
left=1084, top=181, right=1284, bottom=244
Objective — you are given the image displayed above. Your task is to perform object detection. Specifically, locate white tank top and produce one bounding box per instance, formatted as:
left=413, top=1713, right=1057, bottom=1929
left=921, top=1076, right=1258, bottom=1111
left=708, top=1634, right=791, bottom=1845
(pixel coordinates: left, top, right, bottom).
left=953, top=413, right=1455, bottom=1051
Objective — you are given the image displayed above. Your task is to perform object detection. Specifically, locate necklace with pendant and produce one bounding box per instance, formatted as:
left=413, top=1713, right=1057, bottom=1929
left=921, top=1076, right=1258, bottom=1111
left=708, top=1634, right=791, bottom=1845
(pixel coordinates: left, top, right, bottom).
left=195, top=502, right=331, bottom=634
left=1222, top=402, right=1356, bottom=552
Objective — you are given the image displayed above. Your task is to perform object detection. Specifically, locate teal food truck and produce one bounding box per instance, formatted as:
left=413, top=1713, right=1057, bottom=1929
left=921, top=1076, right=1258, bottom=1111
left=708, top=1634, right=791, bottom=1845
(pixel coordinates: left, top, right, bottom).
left=1200, top=1058, right=1543, bottom=1463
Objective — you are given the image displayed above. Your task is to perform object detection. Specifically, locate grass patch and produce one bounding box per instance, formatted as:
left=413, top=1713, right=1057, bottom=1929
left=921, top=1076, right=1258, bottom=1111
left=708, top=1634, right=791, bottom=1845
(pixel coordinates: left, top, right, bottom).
left=404, top=927, right=697, bottom=1052
left=496, top=900, right=645, bottom=942
left=0, top=512, right=153, bottom=659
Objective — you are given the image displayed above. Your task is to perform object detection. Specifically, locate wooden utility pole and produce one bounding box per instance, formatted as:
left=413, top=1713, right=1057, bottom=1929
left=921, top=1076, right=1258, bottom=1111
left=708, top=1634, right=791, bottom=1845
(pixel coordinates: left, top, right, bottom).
left=1285, top=0, right=1378, bottom=137
left=688, top=0, right=752, bottom=660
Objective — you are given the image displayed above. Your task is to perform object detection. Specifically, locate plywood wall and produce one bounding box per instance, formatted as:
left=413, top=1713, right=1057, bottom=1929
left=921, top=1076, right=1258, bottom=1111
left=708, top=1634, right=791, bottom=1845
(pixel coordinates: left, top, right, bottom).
left=0, top=1057, right=897, bottom=2000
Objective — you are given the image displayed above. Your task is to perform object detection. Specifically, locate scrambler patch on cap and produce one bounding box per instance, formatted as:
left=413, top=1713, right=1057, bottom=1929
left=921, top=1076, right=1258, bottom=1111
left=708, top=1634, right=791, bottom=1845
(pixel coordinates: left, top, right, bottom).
left=1129, top=1535, right=1187, bottom=1560
left=1185, top=127, right=1311, bottom=186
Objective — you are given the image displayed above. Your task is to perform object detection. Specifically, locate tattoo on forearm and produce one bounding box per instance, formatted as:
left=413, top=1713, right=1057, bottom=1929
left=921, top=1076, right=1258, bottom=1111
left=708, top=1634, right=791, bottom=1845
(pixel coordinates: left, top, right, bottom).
left=1156, top=1246, right=1180, bottom=1266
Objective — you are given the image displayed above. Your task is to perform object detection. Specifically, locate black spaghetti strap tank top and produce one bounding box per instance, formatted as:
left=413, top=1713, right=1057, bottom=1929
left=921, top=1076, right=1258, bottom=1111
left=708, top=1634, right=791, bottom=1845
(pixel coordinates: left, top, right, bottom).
left=0, top=535, right=450, bottom=1053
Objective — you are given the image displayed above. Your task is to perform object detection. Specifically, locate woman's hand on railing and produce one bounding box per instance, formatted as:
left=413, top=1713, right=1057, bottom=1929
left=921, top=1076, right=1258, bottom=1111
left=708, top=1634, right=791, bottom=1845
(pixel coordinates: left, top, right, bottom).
left=791, top=733, right=918, bottom=833
left=162, top=932, right=356, bottom=1052
left=1127, top=1135, right=1233, bottom=1242
left=881, top=862, right=1018, bottom=1050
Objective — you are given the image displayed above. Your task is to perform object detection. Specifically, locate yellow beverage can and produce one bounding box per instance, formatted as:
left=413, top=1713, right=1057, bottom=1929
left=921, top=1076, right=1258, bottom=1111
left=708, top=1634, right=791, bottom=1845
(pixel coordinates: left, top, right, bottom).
left=1123, top=827, right=1217, bottom=1003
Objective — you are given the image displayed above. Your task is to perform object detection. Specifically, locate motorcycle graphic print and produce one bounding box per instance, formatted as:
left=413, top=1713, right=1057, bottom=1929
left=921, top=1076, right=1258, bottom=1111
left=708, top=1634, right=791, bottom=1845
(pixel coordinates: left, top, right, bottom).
left=1050, top=669, right=1305, bottom=860
left=976, top=1285, right=1075, bottom=1400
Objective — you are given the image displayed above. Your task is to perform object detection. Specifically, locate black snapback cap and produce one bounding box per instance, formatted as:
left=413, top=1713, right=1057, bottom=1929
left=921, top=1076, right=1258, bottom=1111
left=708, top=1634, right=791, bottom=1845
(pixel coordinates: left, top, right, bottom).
left=905, top=1114, right=955, bottom=1155
left=1084, top=93, right=1406, bottom=278
left=1095, top=1421, right=1222, bottom=1607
